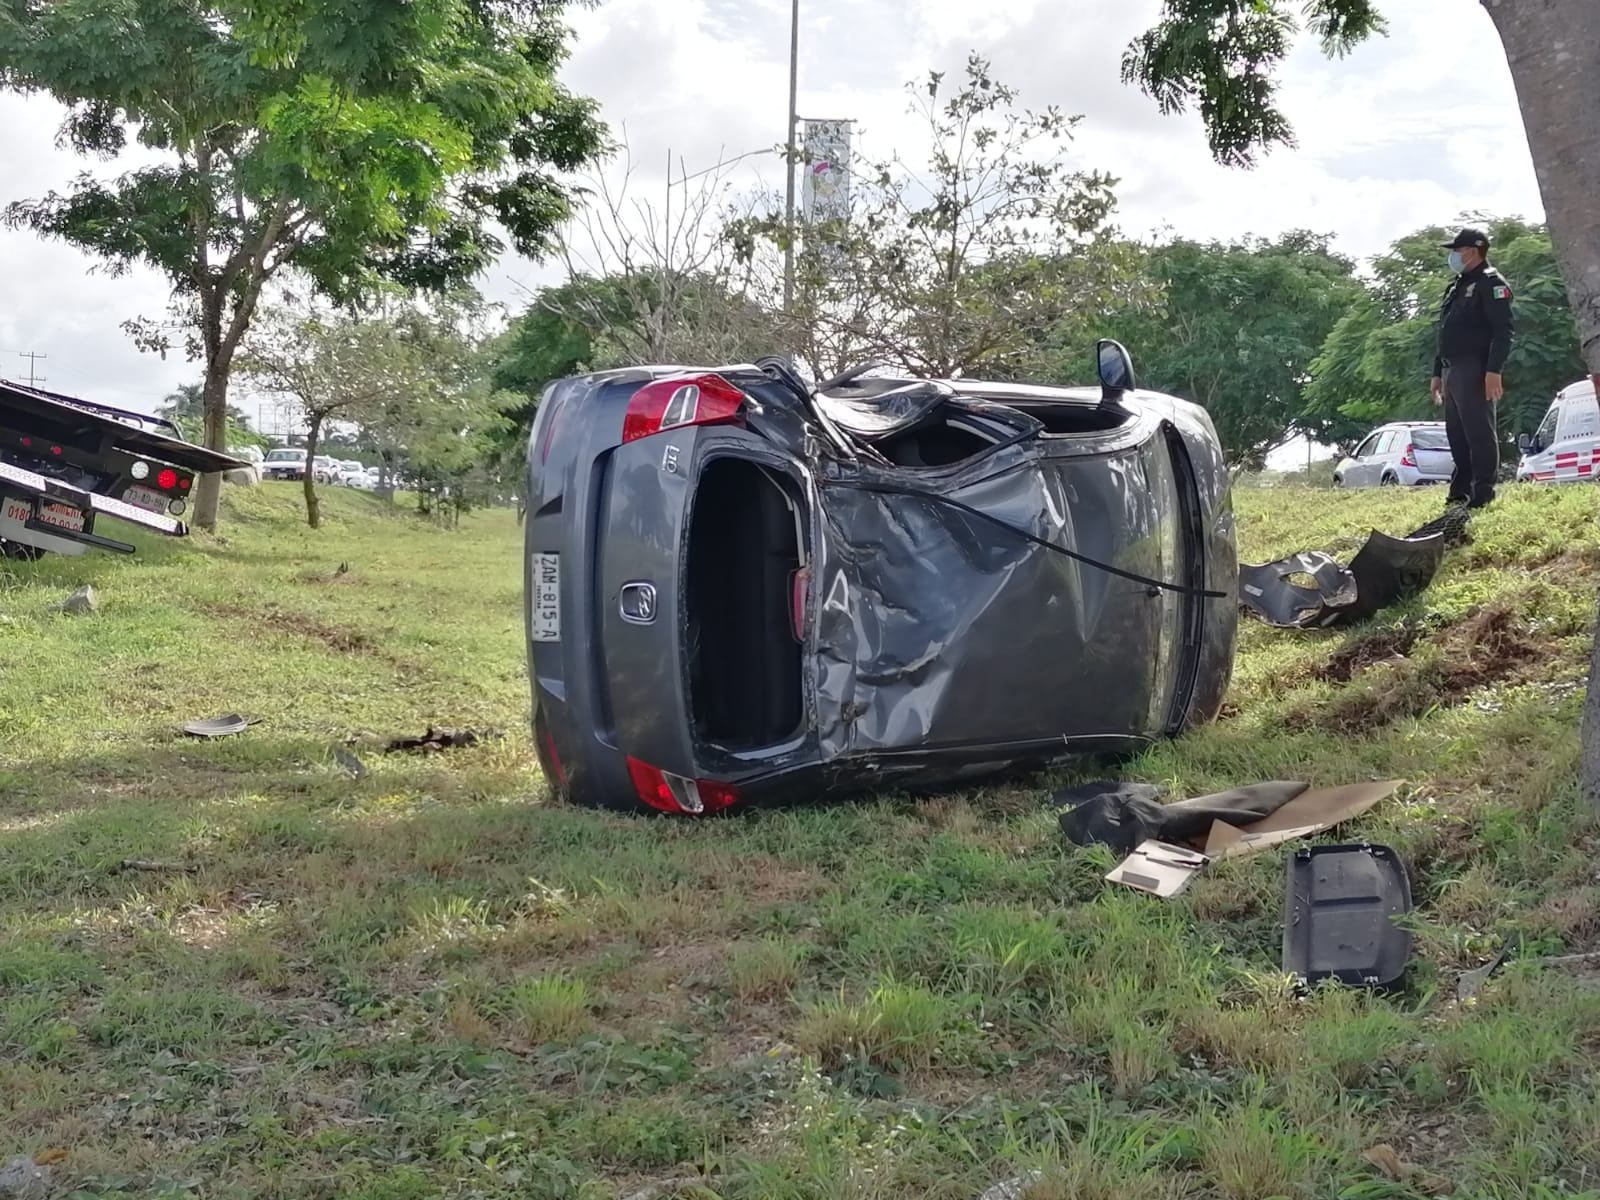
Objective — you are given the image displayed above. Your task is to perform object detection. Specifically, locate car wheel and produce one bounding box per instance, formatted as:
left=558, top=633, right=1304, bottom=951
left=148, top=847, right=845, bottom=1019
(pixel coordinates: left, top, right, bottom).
left=1380, top=473, right=1398, bottom=487
left=1332, top=475, right=1343, bottom=487
left=0, top=539, right=46, bottom=561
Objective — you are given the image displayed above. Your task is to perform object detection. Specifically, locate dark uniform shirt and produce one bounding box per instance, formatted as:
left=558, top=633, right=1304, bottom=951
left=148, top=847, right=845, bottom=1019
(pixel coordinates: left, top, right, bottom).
left=1434, top=263, right=1514, bottom=376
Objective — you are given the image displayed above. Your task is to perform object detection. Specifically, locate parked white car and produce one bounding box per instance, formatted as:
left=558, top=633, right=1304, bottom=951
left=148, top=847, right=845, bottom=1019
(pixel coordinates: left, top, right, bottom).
left=262, top=447, right=307, bottom=480
left=1517, top=378, right=1600, bottom=483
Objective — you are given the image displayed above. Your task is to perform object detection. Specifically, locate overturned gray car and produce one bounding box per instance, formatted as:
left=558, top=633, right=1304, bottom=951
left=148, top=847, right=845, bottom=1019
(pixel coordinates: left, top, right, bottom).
left=523, top=343, right=1238, bottom=814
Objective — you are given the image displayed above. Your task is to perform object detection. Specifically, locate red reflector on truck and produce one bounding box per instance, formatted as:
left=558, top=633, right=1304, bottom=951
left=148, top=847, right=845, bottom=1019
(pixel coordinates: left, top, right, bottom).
left=621, top=375, right=745, bottom=444
left=625, top=756, right=740, bottom=815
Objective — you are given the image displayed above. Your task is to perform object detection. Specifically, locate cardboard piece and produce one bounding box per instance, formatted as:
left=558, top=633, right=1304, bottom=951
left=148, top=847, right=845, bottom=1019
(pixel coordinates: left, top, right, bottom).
left=1105, top=840, right=1210, bottom=898
left=1202, top=780, right=1401, bottom=859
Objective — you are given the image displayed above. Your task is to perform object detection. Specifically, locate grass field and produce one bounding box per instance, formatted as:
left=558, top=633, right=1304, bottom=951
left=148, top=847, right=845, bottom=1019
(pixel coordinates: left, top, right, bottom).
left=2, top=480, right=1599, bottom=1200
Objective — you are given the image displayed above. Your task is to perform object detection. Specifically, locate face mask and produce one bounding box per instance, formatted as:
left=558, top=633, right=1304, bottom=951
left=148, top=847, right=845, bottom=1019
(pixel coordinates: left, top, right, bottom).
left=1448, top=250, right=1466, bottom=273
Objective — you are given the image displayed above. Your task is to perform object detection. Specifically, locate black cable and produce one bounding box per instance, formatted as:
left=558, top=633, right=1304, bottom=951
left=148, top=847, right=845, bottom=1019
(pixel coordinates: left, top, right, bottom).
left=824, top=478, right=1230, bottom=600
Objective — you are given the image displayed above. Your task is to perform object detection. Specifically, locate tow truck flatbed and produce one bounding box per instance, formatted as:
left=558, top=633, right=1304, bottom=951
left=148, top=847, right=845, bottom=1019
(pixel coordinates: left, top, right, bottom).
left=1, top=378, right=246, bottom=558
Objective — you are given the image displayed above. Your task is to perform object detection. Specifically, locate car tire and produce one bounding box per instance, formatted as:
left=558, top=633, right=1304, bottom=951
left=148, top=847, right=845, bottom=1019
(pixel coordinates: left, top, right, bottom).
left=1380, top=473, right=1398, bottom=487
left=1333, top=475, right=1344, bottom=487
left=0, top=539, right=46, bottom=561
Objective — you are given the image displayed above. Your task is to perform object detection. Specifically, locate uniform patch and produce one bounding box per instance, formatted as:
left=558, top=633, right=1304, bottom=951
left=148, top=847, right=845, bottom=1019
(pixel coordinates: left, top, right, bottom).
left=1464, top=283, right=1476, bottom=298
left=1493, top=285, right=1511, bottom=300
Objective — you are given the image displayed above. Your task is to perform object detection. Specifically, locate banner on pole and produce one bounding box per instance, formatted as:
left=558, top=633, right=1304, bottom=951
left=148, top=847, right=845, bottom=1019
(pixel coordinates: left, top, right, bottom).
left=801, top=118, right=852, bottom=225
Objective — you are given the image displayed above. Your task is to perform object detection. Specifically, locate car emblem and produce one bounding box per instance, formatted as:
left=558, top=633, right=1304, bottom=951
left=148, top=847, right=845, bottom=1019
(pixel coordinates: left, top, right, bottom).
left=619, top=582, right=657, bottom=624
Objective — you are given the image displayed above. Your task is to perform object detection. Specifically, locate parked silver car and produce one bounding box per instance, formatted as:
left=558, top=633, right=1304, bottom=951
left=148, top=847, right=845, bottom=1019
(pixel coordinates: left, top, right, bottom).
left=1333, top=422, right=1453, bottom=488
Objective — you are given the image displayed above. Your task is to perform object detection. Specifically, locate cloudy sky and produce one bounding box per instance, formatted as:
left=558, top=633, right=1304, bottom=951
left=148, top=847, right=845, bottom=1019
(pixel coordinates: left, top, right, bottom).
left=0, top=0, right=1541, bottom=430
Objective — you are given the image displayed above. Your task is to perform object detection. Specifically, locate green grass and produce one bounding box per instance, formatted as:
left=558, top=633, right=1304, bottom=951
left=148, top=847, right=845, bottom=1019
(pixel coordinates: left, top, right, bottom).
left=2, top=479, right=1599, bottom=1199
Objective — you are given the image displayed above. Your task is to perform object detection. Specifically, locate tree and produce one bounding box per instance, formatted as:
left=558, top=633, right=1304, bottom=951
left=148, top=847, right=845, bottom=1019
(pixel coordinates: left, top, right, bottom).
left=0, top=0, right=603, bottom=532
left=348, top=292, right=522, bottom=516
left=237, top=300, right=423, bottom=528
left=730, top=53, right=1141, bottom=381
left=155, top=382, right=265, bottom=447
left=1304, top=219, right=1587, bottom=446
left=1123, top=0, right=1600, bottom=802
left=1087, top=232, right=1361, bottom=467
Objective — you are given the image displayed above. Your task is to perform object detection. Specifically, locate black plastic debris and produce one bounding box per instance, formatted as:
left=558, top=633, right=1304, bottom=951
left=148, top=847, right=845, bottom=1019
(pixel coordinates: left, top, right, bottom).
left=181, top=713, right=256, bottom=738
left=384, top=726, right=502, bottom=754
left=1056, top=779, right=1309, bottom=854
left=1282, top=843, right=1413, bottom=990
left=1240, top=527, right=1449, bottom=629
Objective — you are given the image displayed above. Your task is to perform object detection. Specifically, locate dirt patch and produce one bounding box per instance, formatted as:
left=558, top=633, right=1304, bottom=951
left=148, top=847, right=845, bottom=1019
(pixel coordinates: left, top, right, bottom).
left=1289, top=604, right=1541, bottom=735
left=206, top=603, right=376, bottom=655
left=1314, top=623, right=1426, bottom=684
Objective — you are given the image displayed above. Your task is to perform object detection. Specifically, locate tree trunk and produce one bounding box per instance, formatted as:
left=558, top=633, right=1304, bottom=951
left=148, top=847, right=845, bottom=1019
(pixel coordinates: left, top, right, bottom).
left=302, top=412, right=324, bottom=530
left=192, top=355, right=231, bottom=532
left=1484, top=0, right=1600, bottom=807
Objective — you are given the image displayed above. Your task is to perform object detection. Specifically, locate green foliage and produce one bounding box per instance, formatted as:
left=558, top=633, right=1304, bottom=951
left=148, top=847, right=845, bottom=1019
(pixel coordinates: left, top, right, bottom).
left=1086, top=231, right=1362, bottom=466
left=0, top=0, right=603, bottom=526
left=156, top=383, right=268, bottom=448
left=730, top=53, right=1141, bottom=379
left=1124, top=0, right=1388, bottom=165
left=1304, top=218, right=1587, bottom=443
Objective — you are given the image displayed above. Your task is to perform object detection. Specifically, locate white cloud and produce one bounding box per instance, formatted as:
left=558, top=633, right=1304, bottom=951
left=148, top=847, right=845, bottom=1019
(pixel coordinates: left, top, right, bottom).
left=0, top=0, right=1546, bottom=418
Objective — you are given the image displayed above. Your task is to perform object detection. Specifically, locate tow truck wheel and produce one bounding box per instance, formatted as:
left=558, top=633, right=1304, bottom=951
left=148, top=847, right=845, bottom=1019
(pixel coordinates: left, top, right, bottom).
left=0, top=539, right=46, bottom=561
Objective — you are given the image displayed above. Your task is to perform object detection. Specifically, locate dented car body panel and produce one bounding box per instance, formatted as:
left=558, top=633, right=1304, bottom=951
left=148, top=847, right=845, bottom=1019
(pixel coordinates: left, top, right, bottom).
left=524, top=362, right=1238, bottom=814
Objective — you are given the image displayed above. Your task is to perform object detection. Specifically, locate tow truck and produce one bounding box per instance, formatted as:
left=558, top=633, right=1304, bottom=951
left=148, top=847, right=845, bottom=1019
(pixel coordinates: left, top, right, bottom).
left=1, top=378, right=247, bottom=559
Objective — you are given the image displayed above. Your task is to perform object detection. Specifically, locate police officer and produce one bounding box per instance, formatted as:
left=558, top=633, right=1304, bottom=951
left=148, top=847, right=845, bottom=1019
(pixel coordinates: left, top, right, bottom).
left=1430, top=227, right=1514, bottom=508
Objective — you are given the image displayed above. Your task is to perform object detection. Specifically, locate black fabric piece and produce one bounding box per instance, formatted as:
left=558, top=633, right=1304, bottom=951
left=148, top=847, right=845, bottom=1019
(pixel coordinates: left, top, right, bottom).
left=1443, top=356, right=1498, bottom=505
left=1056, top=779, right=1309, bottom=853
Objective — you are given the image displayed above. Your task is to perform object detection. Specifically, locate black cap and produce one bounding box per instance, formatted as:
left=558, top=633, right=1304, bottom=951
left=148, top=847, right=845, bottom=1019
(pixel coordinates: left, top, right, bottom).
left=1442, top=227, right=1490, bottom=251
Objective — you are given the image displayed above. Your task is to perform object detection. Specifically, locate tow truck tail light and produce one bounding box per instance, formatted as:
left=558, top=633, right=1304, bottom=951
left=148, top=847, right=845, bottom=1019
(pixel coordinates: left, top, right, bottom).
left=1400, top=444, right=1417, bottom=468
left=625, top=756, right=740, bottom=814
left=621, top=375, right=745, bottom=444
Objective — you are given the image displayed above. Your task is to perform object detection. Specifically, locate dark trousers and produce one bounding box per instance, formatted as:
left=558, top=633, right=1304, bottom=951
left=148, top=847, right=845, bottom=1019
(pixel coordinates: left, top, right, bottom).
left=1443, top=357, right=1498, bottom=505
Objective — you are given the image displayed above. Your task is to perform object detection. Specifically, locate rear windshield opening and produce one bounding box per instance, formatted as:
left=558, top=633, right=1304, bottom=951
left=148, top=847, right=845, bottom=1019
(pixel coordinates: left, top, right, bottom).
left=873, top=417, right=999, bottom=467
left=685, top=458, right=805, bottom=751
left=1411, top=429, right=1450, bottom=450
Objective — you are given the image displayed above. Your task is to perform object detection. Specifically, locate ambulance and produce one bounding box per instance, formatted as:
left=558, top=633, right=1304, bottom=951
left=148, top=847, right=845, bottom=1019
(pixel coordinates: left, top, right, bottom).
left=1516, top=377, right=1600, bottom=483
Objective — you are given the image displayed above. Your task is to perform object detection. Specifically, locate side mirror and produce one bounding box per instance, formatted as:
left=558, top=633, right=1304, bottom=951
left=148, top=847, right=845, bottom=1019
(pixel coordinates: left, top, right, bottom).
left=1096, top=338, right=1136, bottom=401
left=1516, top=433, right=1534, bottom=454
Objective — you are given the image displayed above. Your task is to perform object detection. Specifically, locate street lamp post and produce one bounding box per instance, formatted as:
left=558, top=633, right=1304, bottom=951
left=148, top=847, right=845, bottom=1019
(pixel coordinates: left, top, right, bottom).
left=783, top=0, right=799, bottom=312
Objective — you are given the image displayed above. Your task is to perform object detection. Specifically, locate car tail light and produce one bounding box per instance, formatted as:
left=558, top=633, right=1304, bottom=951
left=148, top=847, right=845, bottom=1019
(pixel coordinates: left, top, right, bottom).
left=625, top=756, right=740, bottom=815
left=1400, top=444, right=1416, bottom=468
left=789, top=565, right=810, bottom=642
left=542, top=730, right=567, bottom=788
left=156, top=468, right=178, bottom=490
left=621, top=375, right=745, bottom=444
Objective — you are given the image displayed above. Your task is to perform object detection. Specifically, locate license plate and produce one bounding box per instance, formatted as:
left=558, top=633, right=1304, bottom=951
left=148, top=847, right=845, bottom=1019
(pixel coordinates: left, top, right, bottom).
left=2, top=496, right=33, bottom=527
left=532, top=552, right=560, bottom=642
left=36, top=500, right=86, bottom=533
left=122, top=485, right=167, bottom=514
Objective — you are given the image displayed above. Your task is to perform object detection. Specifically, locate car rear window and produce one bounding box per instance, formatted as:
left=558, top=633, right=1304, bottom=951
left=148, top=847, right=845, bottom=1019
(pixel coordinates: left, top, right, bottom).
left=1411, top=429, right=1449, bottom=450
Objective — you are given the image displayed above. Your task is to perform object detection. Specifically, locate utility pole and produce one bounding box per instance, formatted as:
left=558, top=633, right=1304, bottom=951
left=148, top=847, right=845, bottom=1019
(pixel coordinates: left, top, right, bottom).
left=17, top=351, right=46, bottom=388
left=782, top=0, right=799, bottom=312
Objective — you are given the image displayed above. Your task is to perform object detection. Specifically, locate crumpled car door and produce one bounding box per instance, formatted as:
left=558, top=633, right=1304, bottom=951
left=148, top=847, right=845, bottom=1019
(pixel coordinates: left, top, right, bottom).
left=810, top=406, right=1190, bottom=759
